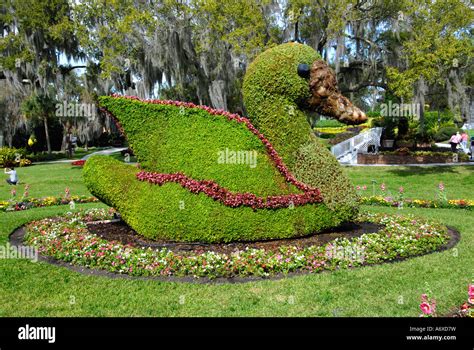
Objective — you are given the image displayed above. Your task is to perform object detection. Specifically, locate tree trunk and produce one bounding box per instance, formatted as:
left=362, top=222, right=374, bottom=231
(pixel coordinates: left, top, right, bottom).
left=43, top=115, right=52, bottom=154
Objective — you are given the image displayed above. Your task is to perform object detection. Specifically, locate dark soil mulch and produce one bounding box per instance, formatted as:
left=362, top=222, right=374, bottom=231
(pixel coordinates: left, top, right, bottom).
left=86, top=220, right=383, bottom=255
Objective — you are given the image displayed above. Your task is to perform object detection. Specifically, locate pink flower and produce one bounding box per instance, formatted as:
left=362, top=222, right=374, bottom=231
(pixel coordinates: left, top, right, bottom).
left=380, top=183, right=386, bottom=191
left=438, top=182, right=445, bottom=191
left=362, top=185, right=367, bottom=191
left=10, top=188, right=16, bottom=197
left=356, top=185, right=361, bottom=191
left=469, top=285, right=474, bottom=304
left=420, top=302, right=432, bottom=315
left=399, top=186, right=404, bottom=194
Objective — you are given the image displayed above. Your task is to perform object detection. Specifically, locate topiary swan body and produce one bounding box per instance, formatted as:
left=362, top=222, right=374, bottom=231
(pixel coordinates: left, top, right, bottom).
left=84, top=43, right=366, bottom=243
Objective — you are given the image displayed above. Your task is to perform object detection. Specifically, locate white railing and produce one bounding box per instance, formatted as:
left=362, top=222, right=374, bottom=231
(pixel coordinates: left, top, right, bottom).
left=331, top=127, right=383, bottom=164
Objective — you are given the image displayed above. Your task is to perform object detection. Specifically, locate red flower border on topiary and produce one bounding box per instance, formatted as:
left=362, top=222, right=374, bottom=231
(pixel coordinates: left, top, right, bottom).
left=100, top=95, right=323, bottom=209
left=136, top=171, right=322, bottom=209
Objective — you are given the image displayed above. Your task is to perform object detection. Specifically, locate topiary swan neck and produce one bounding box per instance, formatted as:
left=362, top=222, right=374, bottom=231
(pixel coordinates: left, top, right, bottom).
left=243, top=42, right=366, bottom=167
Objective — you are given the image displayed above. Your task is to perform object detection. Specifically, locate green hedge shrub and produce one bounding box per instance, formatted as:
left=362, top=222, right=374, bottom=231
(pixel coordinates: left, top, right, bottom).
left=0, top=147, right=27, bottom=168
left=98, top=96, right=299, bottom=197
left=85, top=43, right=360, bottom=243
left=434, top=126, right=461, bottom=142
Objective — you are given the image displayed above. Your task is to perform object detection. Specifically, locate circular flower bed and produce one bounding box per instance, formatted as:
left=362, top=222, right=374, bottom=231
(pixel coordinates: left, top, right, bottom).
left=23, top=209, right=451, bottom=280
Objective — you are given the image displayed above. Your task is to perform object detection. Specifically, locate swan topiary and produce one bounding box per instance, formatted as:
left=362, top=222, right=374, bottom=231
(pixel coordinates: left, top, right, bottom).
left=83, top=42, right=366, bottom=243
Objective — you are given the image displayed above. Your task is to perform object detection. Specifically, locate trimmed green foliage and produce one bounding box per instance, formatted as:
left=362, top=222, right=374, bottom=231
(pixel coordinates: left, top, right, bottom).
left=0, top=147, right=26, bottom=168
left=242, top=42, right=358, bottom=217
left=315, top=119, right=345, bottom=128
left=83, top=156, right=337, bottom=243
left=242, top=42, right=319, bottom=167
left=98, top=96, right=298, bottom=196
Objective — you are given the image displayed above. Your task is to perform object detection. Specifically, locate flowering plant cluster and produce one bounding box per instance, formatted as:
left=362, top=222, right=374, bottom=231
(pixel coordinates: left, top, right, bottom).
left=360, top=196, right=474, bottom=210
left=25, top=209, right=450, bottom=279
left=0, top=195, right=98, bottom=212
left=136, top=171, right=322, bottom=209
left=105, top=95, right=319, bottom=194
left=356, top=181, right=473, bottom=210
left=456, top=284, right=474, bottom=317
left=71, top=160, right=86, bottom=167
left=419, top=293, right=437, bottom=317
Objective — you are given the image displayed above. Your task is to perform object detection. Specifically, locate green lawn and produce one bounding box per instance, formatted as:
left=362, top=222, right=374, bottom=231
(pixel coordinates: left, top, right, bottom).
left=0, top=204, right=471, bottom=317
left=0, top=161, right=473, bottom=316
left=345, top=165, right=474, bottom=200
left=0, top=163, right=88, bottom=201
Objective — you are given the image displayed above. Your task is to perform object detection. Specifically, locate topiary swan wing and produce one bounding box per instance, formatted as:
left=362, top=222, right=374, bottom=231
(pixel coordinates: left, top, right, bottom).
left=84, top=96, right=336, bottom=243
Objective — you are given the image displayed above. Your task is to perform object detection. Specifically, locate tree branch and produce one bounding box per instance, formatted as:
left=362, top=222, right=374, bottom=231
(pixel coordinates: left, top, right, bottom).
left=345, top=34, right=391, bottom=53
left=341, top=81, right=388, bottom=93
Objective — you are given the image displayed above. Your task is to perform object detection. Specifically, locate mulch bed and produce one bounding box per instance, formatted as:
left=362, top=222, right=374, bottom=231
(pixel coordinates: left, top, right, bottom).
left=86, top=220, right=383, bottom=255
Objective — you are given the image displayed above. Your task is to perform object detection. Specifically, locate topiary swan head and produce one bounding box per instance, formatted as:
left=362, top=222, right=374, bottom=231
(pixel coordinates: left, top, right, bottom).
left=243, top=43, right=366, bottom=157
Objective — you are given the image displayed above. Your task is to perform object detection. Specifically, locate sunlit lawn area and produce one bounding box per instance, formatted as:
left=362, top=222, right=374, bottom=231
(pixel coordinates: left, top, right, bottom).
left=1, top=162, right=472, bottom=202
left=346, top=165, right=474, bottom=200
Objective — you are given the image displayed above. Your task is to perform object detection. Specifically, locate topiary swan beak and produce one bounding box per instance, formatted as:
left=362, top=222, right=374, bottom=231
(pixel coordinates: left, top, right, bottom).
left=298, top=60, right=367, bottom=124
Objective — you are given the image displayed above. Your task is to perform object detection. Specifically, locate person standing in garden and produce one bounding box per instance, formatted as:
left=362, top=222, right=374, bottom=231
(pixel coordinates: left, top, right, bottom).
left=460, top=131, right=468, bottom=152
left=449, top=132, right=461, bottom=152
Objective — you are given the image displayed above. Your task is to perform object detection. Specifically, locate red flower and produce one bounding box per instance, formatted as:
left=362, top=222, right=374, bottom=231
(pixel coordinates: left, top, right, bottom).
left=72, top=160, right=86, bottom=166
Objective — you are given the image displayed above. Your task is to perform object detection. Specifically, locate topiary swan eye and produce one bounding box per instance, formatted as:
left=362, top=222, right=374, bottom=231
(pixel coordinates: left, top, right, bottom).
left=297, top=63, right=310, bottom=78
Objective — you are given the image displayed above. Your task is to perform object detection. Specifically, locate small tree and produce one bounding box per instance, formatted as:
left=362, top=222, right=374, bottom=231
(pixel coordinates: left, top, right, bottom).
left=21, top=93, right=57, bottom=155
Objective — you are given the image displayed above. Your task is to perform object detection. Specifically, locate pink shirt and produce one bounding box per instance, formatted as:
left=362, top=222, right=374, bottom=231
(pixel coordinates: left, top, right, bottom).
left=450, top=135, right=461, bottom=143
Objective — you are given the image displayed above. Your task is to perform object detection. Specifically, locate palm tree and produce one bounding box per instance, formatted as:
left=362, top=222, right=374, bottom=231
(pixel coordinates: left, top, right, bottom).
left=21, top=93, right=57, bottom=155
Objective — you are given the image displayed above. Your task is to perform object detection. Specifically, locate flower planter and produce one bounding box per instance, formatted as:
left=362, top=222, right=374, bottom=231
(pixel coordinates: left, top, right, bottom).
left=382, top=139, right=394, bottom=148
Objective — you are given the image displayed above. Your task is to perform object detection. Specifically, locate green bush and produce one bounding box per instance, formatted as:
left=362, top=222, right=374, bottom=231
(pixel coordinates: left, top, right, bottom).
left=434, top=126, right=461, bottom=142
left=99, top=96, right=299, bottom=197
left=0, top=147, right=27, bottom=168
left=366, top=111, right=382, bottom=119
left=328, top=132, right=357, bottom=145
left=315, top=119, right=344, bottom=128
left=242, top=42, right=320, bottom=168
